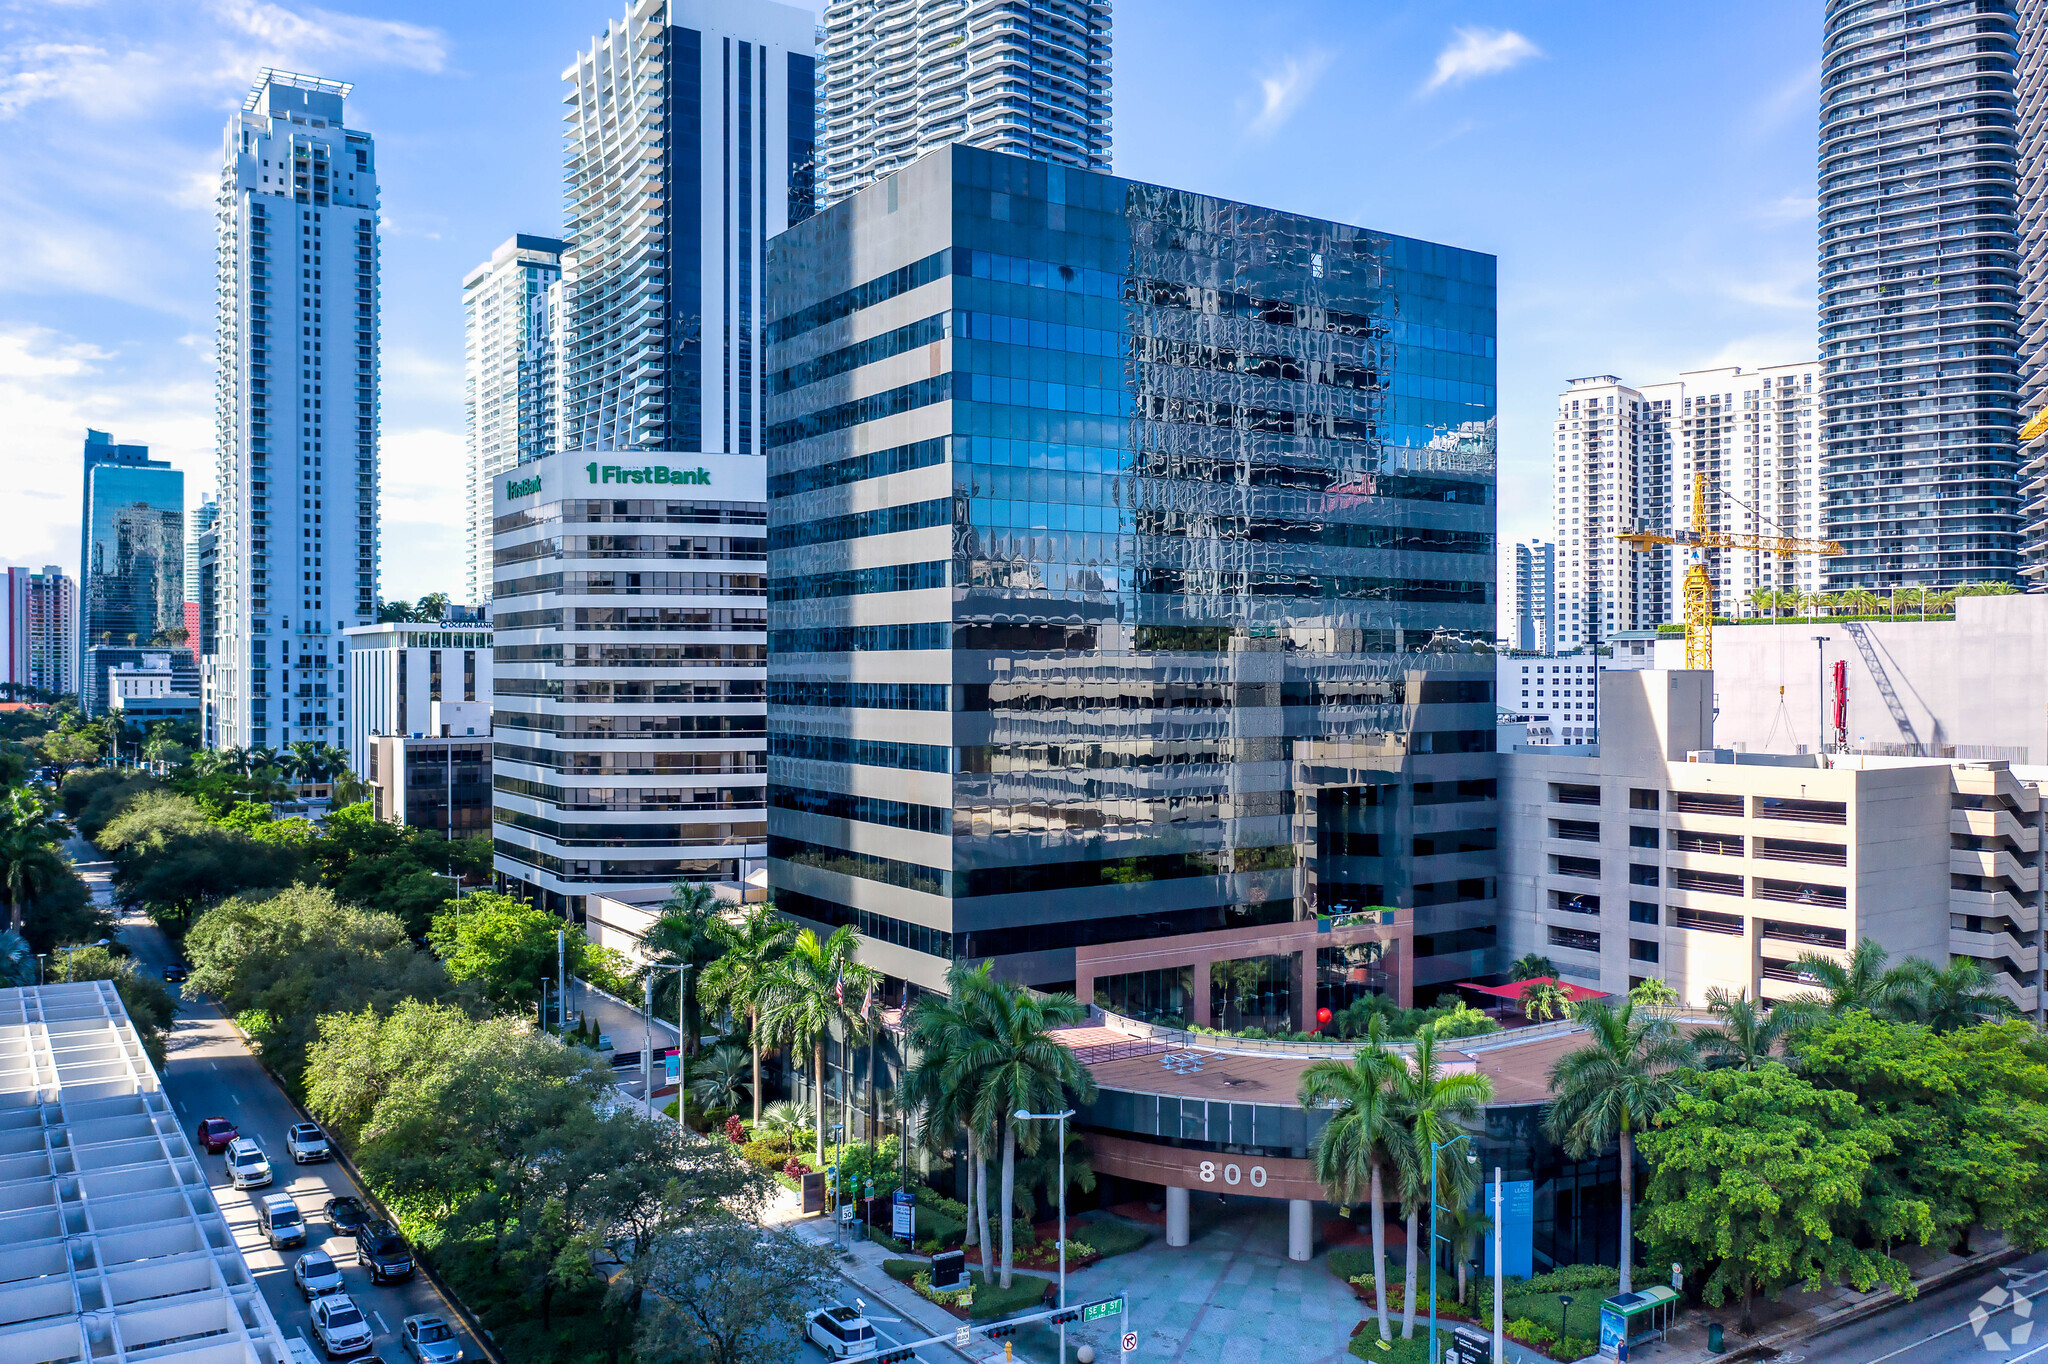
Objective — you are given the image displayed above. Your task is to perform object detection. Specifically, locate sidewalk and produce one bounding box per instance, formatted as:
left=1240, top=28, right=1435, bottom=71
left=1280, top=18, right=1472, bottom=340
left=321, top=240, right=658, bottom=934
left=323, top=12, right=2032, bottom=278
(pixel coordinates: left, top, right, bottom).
left=774, top=1187, right=988, bottom=1364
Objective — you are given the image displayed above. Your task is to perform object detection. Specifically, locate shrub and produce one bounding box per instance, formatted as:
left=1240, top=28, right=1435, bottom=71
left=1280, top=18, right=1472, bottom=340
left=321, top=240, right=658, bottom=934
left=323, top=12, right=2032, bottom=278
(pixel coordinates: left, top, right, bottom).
left=1508, top=1318, right=1553, bottom=1347
left=1559, top=1338, right=1597, bottom=1361
left=782, top=1155, right=811, bottom=1178
left=1327, top=1247, right=1402, bottom=1283
left=724, top=1114, right=746, bottom=1143
left=1520, top=1264, right=1621, bottom=1295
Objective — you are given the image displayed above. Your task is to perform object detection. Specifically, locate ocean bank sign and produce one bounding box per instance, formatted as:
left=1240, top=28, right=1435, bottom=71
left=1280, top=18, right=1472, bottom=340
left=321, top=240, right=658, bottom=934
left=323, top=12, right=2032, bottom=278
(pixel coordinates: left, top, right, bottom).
left=584, top=462, right=711, bottom=486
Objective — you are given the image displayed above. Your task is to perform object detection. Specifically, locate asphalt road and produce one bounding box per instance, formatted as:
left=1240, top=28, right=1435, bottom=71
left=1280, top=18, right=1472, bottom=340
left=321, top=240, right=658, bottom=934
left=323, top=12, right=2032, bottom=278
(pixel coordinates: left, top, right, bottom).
left=1791, top=1254, right=2048, bottom=1364
left=69, top=839, right=487, bottom=1364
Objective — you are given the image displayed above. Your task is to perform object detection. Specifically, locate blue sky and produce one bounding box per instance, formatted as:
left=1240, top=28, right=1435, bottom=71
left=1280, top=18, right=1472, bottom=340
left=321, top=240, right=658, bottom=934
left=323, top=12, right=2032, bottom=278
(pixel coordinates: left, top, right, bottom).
left=0, top=0, right=1821, bottom=606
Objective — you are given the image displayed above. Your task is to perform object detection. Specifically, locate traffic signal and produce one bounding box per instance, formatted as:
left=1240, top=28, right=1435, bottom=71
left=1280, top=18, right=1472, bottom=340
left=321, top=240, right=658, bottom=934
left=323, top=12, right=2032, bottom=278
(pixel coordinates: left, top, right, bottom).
left=984, top=1324, right=1019, bottom=1340
left=1048, top=1310, right=1080, bottom=1326
left=876, top=1348, right=917, bottom=1364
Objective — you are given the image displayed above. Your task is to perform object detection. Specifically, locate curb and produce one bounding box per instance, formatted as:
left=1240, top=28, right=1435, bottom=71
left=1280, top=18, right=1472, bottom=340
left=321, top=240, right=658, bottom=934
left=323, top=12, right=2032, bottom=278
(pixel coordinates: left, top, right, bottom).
left=213, top=1007, right=514, bottom=1364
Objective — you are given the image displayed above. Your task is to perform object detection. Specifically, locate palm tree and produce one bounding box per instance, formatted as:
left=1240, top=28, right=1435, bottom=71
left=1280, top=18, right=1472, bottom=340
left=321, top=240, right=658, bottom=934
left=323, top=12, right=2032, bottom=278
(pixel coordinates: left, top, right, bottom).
left=1507, top=954, right=1557, bottom=982
left=639, top=881, right=723, bottom=1054
left=684, top=1042, right=753, bottom=1114
left=957, top=979, right=1095, bottom=1288
left=1792, top=937, right=1920, bottom=1019
left=0, top=788, right=69, bottom=934
left=759, top=925, right=879, bottom=1166
left=1437, top=1199, right=1493, bottom=1307
left=1391, top=1029, right=1494, bottom=1338
left=756, top=1099, right=810, bottom=1141
left=1898, top=957, right=2019, bottom=1031
left=698, top=901, right=795, bottom=1123
left=1520, top=981, right=1573, bottom=1022
left=901, top=962, right=1005, bottom=1283
left=1544, top=997, right=1694, bottom=1295
left=0, top=929, right=35, bottom=987
left=1692, top=988, right=1797, bottom=1071
left=1298, top=1016, right=1404, bottom=1345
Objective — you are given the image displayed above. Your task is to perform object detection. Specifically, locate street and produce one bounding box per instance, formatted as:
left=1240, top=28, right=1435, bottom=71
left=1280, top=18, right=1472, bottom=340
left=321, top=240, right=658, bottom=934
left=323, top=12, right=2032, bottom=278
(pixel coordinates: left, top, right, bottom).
left=1777, top=1254, right=2048, bottom=1364
left=71, top=840, right=488, bottom=1364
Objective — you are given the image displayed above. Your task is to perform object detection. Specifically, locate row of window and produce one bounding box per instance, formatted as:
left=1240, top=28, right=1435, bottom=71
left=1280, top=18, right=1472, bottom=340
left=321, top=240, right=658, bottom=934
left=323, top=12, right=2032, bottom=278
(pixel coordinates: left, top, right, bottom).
left=1550, top=783, right=1849, bottom=825
left=1548, top=820, right=1848, bottom=866
left=767, top=560, right=946, bottom=602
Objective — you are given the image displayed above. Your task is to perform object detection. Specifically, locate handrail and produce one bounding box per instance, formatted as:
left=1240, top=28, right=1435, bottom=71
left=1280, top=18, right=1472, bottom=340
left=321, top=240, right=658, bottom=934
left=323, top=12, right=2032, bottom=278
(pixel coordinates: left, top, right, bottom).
left=1083, top=1004, right=1718, bottom=1062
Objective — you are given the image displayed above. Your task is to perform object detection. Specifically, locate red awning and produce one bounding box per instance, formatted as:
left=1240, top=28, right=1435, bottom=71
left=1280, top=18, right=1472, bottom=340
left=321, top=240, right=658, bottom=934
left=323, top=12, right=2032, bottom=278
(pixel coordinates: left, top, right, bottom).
left=1455, top=977, right=1606, bottom=1003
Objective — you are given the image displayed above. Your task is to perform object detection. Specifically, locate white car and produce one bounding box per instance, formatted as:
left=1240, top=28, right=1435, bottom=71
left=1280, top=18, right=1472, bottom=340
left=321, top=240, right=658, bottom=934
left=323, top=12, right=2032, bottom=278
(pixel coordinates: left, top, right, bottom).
left=311, top=1294, right=374, bottom=1358
left=805, top=1305, right=878, bottom=1361
left=225, top=1138, right=272, bottom=1190
left=287, top=1122, right=331, bottom=1164
left=294, top=1250, right=345, bottom=1300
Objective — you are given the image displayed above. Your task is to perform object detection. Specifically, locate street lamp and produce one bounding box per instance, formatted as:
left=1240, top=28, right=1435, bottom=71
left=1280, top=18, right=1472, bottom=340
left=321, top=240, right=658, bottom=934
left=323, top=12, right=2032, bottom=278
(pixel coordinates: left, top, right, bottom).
left=56, top=939, right=112, bottom=983
left=1016, top=1108, right=1075, bottom=1364
left=1429, top=1133, right=1478, bottom=1364
left=645, top=962, right=690, bottom=1122
left=429, top=870, right=465, bottom=913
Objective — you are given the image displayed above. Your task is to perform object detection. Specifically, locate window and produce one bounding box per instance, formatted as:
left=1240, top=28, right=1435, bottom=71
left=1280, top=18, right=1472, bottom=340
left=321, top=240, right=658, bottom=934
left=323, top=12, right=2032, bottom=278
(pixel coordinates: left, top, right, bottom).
left=1758, top=919, right=1846, bottom=948
left=1629, top=864, right=1660, bottom=887
left=1552, top=783, right=1601, bottom=807
left=1551, top=889, right=1599, bottom=915
left=1551, top=855, right=1601, bottom=880
left=1754, top=796, right=1847, bottom=825
left=1672, top=907, right=1745, bottom=936
left=1550, top=819, right=1599, bottom=842
left=1674, top=829, right=1744, bottom=857
left=1752, top=878, right=1846, bottom=909
left=1629, top=826, right=1659, bottom=849
left=1671, top=868, right=1744, bottom=896
left=1755, top=837, right=1847, bottom=866
left=1628, top=939, right=1660, bottom=963
left=1548, top=926, right=1601, bottom=953
left=1672, top=790, right=1743, bottom=816
left=1629, top=901, right=1659, bottom=925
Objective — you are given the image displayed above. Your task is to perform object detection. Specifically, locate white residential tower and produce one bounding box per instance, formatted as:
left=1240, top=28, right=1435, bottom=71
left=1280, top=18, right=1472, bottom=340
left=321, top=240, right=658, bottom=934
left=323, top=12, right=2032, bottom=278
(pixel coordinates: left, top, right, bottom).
left=463, top=234, right=564, bottom=607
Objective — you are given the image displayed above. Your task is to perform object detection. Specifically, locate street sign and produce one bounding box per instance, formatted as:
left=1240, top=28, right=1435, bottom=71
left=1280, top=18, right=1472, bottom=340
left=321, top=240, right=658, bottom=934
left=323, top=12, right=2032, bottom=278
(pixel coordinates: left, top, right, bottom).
left=1083, top=1298, right=1124, bottom=1322
left=1121, top=1333, right=1138, bottom=1354
left=954, top=1326, right=971, bottom=1349
left=664, top=1051, right=678, bottom=1083
left=892, top=1188, right=916, bottom=1238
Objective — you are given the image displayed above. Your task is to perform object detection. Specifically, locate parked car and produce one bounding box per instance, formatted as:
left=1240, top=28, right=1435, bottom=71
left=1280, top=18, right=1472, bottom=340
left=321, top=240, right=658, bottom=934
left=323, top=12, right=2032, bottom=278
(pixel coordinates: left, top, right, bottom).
left=805, top=1305, right=878, bottom=1361
left=294, top=1250, right=346, bottom=1300
left=287, top=1122, right=331, bottom=1163
left=194, top=1116, right=238, bottom=1154
left=259, top=1194, right=305, bottom=1249
left=357, top=1221, right=415, bottom=1284
left=400, top=1315, right=463, bottom=1364
left=312, top=1294, right=375, bottom=1359
left=225, top=1137, right=272, bottom=1190
left=325, top=1195, right=371, bottom=1237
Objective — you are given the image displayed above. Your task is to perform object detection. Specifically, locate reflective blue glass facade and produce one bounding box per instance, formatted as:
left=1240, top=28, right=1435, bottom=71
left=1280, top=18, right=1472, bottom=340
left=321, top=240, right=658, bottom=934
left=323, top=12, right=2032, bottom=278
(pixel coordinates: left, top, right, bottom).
left=765, top=147, right=1498, bottom=992
left=79, top=429, right=184, bottom=715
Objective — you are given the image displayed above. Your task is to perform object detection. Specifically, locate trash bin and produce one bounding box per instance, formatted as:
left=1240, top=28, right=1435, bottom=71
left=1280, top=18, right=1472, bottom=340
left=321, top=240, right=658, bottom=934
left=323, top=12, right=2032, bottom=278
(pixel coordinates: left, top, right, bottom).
left=1707, top=1322, right=1724, bottom=1353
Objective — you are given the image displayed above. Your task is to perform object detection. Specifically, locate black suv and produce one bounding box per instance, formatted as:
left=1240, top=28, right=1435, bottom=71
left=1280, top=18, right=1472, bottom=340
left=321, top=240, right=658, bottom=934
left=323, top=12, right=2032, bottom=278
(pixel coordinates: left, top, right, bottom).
left=358, top=1220, right=415, bottom=1284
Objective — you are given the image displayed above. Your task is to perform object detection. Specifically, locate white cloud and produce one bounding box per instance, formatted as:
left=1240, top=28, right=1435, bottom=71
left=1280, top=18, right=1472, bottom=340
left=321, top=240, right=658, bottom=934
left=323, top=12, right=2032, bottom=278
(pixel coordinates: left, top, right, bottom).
left=1244, top=51, right=1333, bottom=140
left=1422, top=27, right=1541, bottom=95
left=210, top=0, right=448, bottom=74
left=375, top=427, right=467, bottom=599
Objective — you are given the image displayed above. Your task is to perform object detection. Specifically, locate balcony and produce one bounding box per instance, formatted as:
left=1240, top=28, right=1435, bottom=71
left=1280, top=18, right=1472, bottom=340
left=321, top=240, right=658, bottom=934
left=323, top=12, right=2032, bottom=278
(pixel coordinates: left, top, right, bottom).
left=1754, top=796, right=1848, bottom=826
left=1951, top=806, right=2039, bottom=851
left=1950, top=929, right=2040, bottom=974
left=1950, top=848, right=2039, bottom=892
left=1949, top=886, right=2032, bottom=925
left=1672, top=790, right=1744, bottom=817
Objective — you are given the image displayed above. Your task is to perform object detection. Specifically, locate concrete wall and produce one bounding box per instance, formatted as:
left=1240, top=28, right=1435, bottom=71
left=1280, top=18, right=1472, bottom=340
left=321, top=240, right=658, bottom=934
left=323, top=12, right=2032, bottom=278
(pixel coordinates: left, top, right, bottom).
left=1655, top=594, right=2048, bottom=759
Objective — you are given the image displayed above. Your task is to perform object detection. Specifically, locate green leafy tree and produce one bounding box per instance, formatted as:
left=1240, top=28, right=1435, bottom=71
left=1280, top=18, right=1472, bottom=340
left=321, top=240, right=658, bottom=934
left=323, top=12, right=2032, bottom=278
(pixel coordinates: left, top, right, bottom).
left=0, top=786, right=69, bottom=934
left=1636, top=1064, right=1931, bottom=1331
left=1629, top=978, right=1680, bottom=1011
left=954, top=977, right=1095, bottom=1288
left=1298, top=1015, right=1404, bottom=1344
left=1391, top=1028, right=1494, bottom=1337
left=1544, top=996, right=1694, bottom=1294
left=1693, top=988, right=1799, bottom=1071
left=632, top=1215, right=836, bottom=1364
left=759, top=926, right=879, bottom=1166
left=427, top=891, right=577, bottom=1008
left=698, top=901, right=794, bottom=1123
left=1507, top=954, right=1557, bottom=982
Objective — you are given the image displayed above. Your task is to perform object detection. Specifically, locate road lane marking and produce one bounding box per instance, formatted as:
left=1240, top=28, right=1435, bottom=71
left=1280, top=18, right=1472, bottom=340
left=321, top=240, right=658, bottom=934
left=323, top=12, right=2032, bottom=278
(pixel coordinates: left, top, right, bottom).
left=231, top=1094, right=240, bottom=1104
left=210, top=1062, right=220, bottom=1071
left=1863, top=1277, right=2048, bottom=1363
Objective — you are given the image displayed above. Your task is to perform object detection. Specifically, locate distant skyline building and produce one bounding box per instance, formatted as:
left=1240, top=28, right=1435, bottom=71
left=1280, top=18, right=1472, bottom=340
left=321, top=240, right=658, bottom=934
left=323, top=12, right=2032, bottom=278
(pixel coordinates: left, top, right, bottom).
left=78, top=429, right=183, bottom=715
left=559, top=0, right=817, bottom=455
left=3, top=566, right=76, bottom=699
left=210, top=69, right=382, bottom=753
left=184, top=497, right=218, bottom=604
left=817, top=0, right=1112, bottom=206
left=1506, top=538, right=1555, bottom=652
left=1820, top=0, right=2020, bottom=590
left=462, top=234, right=565, bottom=608
left=2018, top=0, right=2048, bottom=585
left=1550, top=364, right=1820, bottom=651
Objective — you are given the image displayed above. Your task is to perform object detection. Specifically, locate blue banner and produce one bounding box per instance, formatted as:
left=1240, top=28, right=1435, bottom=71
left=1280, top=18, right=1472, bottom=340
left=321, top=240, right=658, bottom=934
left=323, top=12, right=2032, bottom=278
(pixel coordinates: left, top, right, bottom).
left=1481, top=1180, right=1534, bottom=1279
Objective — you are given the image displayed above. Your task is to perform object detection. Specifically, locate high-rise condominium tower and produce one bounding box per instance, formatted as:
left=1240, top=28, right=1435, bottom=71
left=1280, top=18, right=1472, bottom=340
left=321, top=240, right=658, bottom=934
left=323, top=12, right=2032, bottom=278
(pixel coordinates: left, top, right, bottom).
left=210, top=70, right=380, bottom=753
left=1506, top=539, right=1556, bottom=652
left=817, top=0, right=1112, bottom=206
left=3, top=567, right=76, bottom=699
left=78, top=430, right=184, bottom=715
left=1551, top=365, right=1820, bottom=649
left=2017, top=0, right=2048, bottom=584
left=560, top=0, right=817, bottom=456
left=1820, top=0, right=2020, bottom=590
left=463, top=234, right=564, bottom=607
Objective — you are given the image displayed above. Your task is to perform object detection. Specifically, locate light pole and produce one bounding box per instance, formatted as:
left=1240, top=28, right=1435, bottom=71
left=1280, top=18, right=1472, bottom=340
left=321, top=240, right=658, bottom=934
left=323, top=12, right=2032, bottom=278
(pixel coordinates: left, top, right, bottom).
left=57, top=939, right=112, bottom=983
left=1492, top=1166, right=1504, bottom=1364
left=1812, top=635, right=1829, bottom=754
left=647, top=961, right=690, bottom=1123
left=1429, top=1133, right=1477, bottom=1364
left=1016, top=1108, right=1075, bottom=1364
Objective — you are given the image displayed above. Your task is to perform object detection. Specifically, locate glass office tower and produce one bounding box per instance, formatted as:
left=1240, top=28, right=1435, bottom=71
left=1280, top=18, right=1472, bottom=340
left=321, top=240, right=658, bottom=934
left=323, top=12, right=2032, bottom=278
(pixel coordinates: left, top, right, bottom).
left=765, top=147, right=1498, bottom=1002
left=79, top=429, right=185, bottom=715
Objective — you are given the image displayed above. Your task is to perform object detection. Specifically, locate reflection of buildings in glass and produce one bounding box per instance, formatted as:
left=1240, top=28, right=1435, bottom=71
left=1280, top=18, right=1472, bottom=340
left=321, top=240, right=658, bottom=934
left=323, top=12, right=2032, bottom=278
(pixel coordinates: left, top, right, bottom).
left=79, top=430, right=183, bottom=715
left=765, top=145, right=1500, bottom=1014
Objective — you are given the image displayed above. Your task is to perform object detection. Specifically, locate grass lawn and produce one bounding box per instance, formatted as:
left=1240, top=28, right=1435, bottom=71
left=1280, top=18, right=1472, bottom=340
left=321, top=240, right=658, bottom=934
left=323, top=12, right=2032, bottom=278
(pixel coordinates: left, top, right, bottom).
left=1500, top=1288, right=1603, bottom=1344
left=880, top=1260, right=1052, bottom=1320
left=1346, top=1326, right=1460, bottom=1363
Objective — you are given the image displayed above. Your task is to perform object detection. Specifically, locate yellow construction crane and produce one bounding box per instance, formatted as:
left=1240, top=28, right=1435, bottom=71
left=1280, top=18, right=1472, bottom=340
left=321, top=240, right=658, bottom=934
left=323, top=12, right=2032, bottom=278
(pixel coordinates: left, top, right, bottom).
left=1616, top=472, right=1845, bottom=672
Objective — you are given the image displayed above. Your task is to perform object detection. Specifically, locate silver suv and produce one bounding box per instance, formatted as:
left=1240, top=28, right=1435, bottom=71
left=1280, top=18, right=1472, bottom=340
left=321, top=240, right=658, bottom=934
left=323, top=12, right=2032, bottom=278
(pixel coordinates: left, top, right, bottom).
left=225, top=1137, right=272, bottom=1190
left=286, top=1122, right=331, bottom=1164
left=258, top=1194, right=304, bottom=1249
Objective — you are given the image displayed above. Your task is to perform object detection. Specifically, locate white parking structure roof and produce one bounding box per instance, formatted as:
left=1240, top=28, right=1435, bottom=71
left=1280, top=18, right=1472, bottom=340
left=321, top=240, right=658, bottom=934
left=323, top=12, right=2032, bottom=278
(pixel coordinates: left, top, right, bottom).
left=0, top=981, right=292, bottom=1364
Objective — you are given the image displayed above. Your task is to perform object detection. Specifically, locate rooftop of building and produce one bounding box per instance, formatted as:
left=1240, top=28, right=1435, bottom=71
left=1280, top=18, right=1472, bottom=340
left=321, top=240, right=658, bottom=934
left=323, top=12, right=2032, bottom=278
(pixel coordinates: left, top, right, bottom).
left=0, top=982, right=290, bottom=1364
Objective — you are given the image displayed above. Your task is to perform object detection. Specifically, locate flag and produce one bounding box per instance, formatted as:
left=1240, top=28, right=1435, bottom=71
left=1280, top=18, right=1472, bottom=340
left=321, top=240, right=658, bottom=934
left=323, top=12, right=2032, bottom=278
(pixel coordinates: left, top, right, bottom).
left=860, top=981, right=874, bottom=1019
left=835, top=972, right=844, bottom=1008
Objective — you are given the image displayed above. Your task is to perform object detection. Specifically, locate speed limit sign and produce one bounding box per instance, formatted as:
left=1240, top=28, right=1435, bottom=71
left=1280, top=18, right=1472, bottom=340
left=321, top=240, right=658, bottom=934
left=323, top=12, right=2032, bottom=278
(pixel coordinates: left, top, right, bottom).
left=1121, top=1333, right=1138, bottom=1354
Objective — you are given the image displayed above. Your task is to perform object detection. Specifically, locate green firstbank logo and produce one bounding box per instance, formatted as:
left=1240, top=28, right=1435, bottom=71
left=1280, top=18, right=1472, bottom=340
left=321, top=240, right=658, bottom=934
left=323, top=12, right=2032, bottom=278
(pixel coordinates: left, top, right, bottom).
left=505, top=473, right=543, bottom=499
left=584, top=462, right=711, bottom=486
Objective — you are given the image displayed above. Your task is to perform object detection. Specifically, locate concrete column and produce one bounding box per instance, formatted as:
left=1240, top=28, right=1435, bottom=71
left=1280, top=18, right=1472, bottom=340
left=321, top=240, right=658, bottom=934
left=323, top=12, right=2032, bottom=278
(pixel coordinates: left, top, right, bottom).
left=1190, top=962, right=1211, bottom=1029
left=1288, top=1199, right=1313, bottom=1262
left=1165, top=1185, right=1190, bottom=1247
